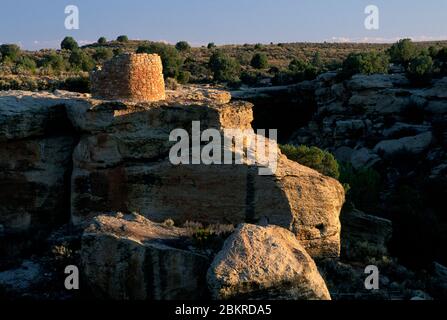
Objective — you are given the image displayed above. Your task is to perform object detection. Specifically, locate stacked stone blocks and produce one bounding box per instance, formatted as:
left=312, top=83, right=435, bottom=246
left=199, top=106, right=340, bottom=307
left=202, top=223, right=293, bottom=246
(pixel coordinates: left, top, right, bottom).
left=90, top=53, right=166, bottom=102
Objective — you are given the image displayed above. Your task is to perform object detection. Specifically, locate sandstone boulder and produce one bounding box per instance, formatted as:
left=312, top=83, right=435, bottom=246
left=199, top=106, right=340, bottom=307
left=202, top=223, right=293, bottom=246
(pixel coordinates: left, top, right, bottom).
left=382, top=122, right=431, bottom=139
left=346, top=74, right=409, bottom=91
left=420, top=77, right=447, bottom=99
left=207, top=224, right=331, bottom=300
left=350, top=148, right=381, bottom=169
left=374, top=132, right=433, bottom=157
left=349, top=89, right=412, bottom=114
left=81, top=213, right=210, bottom=300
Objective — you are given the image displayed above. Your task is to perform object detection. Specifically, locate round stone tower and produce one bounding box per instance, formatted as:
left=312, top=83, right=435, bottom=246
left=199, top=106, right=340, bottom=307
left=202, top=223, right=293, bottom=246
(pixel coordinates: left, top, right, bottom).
left=90, top=53, right=166, bottom=102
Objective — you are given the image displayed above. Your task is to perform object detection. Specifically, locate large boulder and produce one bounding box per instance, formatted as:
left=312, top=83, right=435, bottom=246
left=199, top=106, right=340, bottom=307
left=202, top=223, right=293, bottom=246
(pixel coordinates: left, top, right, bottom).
left=81, top=213, right=210, bottom=300
left=69, top=88, right=345, bottom=259
left=340, top=209, right=392, bottom=259
left=374, top=132, right=433, bottom=158
left=346, top=74, right=409, bottom=91
left=419, top=77, right=447, bottom=99
left=207, top=224, right=331, bottom=300
left=348, top=89, right=412, bottom=115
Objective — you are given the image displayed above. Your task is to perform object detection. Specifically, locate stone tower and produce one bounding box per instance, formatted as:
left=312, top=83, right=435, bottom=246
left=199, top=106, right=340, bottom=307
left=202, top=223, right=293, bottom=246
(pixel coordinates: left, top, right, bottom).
left=90, top=53, right=166, bottom=102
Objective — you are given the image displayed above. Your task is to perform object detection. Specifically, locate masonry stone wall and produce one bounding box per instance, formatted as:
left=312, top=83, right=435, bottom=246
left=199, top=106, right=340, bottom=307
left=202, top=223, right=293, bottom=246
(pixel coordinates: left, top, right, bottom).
left=90, top=53, right=166, bottom=102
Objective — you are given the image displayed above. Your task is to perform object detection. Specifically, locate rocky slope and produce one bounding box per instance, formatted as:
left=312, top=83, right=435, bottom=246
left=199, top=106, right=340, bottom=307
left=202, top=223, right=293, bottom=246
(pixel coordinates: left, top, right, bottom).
left=0, top=87, right=345, bottom=300
left=287, top=72, right=447, bottom=282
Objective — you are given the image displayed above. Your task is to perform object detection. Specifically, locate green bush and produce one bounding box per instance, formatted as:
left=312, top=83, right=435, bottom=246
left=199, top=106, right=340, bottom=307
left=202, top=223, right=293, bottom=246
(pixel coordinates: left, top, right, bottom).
left=289, top=58, right=318, bottom=79
left=113, top=48, right=124, bottom=56
left=311, top=52, right=323, bottom=68
left=177, top=70, right=191, bottom=84
left=208, top=51, right=241, bottom=83
left=175, top=41, right=191, bottom=52
left=288, top=58, right=309, bottom=73
left=388, top=39, right=418, bottom=66
left=207, top=42, right=216, bottom=49
left=136, top=43, right=183, bottom=79
left=59, top=76, right=90, bottom=93
left=97, top=37, right=107, bottom=45
left=93, top=48, right=114, bottom=63
left=437, top=47, right=447, bottom=62
left=340, top=52, right=389, bottom=78
left=69, top=50, right=95, bottom=71
left=61, top=37, right=79, bottom=51
left=339, top=163, right=382, bottom=212
left=240, top=70, right=263, bottom=85
left=116, top=35, right=129, bottom=43
left=40, top=52, right=67, bottom=73
left=406, top=54, right=433, bottom=86
left=15, top=56, right=37, bottom=73
left=269, top=58, right=319, bottom=85
left=0, top=44, right=21, bottom=62
left=280, top=144, right=340, bottom=179
left=428, top=46, right=440, bottom=59
left=250, top=52, right=269, bottom=69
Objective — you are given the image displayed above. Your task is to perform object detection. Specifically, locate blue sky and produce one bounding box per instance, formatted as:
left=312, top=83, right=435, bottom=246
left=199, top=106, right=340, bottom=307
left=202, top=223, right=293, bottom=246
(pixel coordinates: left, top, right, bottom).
left=1, top=0, right=447, bottom=50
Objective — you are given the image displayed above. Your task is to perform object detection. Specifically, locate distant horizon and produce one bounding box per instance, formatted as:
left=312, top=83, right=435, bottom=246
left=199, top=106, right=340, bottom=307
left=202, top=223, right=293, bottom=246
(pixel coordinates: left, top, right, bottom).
left=1, top=0, right=447, bottom=50
left=7, top=37, right=447, bottom=53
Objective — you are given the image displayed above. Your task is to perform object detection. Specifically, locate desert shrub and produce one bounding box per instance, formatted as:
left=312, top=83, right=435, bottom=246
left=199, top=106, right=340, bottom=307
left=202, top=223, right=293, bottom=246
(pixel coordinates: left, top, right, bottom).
left=406, top=54, right=433, bottom=86
left=185, top=222, right=234, bottom=252
left=428, top=46, right=440, bottom=59
left=175, top=41, right=191, bottom=52
left=113, top=48, right=124, bottom=56
left=250, top=52, right=269, bottom=69
left=270, top=59, right=319, bottom=85
left=339, top=163, right=382, bottom=213
left=177, top=70, right=191, bottom=84
left=311, top=51, right=323, bottom=68
left=388, top=39, right=418, bottom=66
left=0, top=44, right=21, bottom=62
left=163, top=219, right=175, bottom=227
left=165, top=77, right=179, bottom=90
left=59, top=76, right=90, bottom=93
left=69, top=50, right=95, bottom=71
left=116, top=35, right=129, bottom=43
left=437, top=47, right=447, bottom=62
left=208, top=51, right=241, bottom=83
left=240, top=70, right=263, bottom=86
left=40, top=53, right=67, bottom=73
left=61, top=37, right=79, bottom=51
left=340, top=52, right=389, bottom=79
left=136, top=43, right=183, bottom=79
left=326, top=59, right=343, bottom=71
left=288, top=58, right=319, bottom=80
left=254, top=43, right=263, bottom=50
left=288, top=58, right=309, bottom=73
left=14, top=56, right=37, bottom=73
left=280, top=144, right=340, bottom=179
left=207, top=42, right=216, bottom=49
left=93, top=48, right=114, bottom=63
left=97, top=37, right=107, bottom=45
